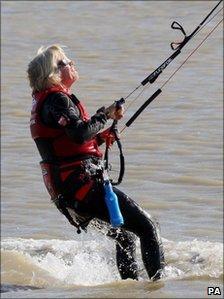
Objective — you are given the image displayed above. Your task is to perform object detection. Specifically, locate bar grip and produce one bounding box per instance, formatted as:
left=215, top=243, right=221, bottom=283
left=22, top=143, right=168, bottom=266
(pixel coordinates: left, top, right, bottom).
left=125, top=88, right=162, bottom=127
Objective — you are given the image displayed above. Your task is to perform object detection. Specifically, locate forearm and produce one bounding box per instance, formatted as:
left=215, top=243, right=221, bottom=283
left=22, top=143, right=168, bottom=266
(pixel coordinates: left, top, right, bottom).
left=65, top=111, right=107, bottom=143
left=41, top=93, right=109, bottom=144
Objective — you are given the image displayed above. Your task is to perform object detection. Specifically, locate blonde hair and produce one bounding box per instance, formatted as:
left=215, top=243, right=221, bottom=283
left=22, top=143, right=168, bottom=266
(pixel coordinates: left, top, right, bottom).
left=27, top=44, right=68, bottom=92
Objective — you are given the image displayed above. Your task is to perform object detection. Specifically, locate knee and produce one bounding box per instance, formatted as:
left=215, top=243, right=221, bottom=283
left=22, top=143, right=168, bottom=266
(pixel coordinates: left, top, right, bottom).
left=136, top=212, right=161, bottom=242
left=107, top=228, right=136, bottom=249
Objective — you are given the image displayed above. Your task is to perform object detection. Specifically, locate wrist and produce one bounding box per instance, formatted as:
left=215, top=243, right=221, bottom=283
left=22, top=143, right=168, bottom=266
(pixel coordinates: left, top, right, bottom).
left=96, top=106, right=110, bottom=119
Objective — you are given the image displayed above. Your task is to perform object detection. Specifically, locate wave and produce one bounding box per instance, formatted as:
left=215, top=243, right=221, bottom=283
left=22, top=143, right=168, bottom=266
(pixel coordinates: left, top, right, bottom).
left=1, top=284, right=41, bottom=294
left=1, top=236, right=223, bottom=291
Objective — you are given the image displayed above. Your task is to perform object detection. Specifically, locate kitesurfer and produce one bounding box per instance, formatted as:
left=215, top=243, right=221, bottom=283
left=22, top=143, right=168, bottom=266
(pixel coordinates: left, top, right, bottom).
left=27, top=44, right=165, bottom=281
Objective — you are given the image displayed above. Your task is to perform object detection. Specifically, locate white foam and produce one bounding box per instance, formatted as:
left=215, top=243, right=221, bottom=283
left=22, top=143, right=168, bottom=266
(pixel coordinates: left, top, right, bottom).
left=162, top=238, right=223, bottom=280
left=1, top=236, right=223, bottom=286
left=1, top=237, right=119, bottom=286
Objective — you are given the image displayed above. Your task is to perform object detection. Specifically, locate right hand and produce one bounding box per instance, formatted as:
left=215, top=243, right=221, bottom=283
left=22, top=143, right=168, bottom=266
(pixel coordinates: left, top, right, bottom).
left=105, top=103, right=124, bottom=120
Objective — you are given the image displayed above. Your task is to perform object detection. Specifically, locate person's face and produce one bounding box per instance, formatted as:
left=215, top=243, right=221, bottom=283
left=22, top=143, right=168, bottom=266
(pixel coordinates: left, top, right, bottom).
left=58, top=58, right=79, bottom=88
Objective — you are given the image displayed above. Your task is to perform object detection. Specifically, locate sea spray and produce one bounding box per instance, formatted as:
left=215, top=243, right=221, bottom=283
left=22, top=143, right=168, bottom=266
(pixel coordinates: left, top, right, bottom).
left=1, top=237, right=223, bottom=286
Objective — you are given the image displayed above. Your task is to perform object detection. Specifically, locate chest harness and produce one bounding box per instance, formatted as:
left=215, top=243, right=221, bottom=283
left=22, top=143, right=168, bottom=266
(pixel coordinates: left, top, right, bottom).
left=30, top=86, right=106, bottom=233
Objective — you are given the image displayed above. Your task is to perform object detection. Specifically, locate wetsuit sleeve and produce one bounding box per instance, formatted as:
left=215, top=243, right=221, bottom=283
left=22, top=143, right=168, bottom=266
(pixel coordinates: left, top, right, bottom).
left=41, top=92, right=108, bottom=144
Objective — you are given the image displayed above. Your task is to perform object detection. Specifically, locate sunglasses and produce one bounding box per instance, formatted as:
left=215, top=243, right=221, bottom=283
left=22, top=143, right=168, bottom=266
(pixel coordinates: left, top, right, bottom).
left=57, top=59, right=74, bottom=68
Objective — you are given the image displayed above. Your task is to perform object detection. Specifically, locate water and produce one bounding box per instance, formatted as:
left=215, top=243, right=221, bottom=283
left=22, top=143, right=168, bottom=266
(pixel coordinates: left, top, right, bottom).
left=1, top=236, right=223, bottom=297
left=1, top=1, right=223, bottom=298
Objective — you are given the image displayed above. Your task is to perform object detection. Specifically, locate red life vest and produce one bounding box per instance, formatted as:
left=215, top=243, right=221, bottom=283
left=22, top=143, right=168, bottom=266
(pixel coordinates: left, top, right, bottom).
left=30, top=86, right=103, bottom=201
left=30, top=86, right=103, bottom=161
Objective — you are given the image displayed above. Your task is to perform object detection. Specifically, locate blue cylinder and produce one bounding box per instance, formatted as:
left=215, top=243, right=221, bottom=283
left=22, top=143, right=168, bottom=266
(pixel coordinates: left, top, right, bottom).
left=104, top=180, right=124, bottom=227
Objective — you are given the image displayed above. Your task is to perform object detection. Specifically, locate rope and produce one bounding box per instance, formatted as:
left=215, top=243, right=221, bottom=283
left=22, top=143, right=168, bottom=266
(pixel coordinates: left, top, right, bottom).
left=122, top=5, right=223, bottom=113
left=120, top=17, right=223, bottom=134
left=160, top=18, right=223, bottom=90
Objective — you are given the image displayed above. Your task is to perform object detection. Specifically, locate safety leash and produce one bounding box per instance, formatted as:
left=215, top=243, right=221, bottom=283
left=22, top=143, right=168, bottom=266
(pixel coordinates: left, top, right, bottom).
left=104, top=119, right=125, bottom=185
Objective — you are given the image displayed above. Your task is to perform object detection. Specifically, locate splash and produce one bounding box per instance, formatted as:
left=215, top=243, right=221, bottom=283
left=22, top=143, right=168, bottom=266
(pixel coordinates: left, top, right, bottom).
left=1, top=236, right=223, bottom=289
left=162, top=238, right=223, bottom=280
left=1, top=237, right=119, bottom=288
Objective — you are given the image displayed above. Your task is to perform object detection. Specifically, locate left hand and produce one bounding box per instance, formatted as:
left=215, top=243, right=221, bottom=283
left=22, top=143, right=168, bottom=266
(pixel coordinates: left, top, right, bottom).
left=105, top=103, right=124, bottom=120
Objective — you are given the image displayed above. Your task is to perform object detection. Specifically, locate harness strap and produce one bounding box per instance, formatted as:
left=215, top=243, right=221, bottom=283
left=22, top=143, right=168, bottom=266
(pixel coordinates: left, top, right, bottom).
left=40, top=157, right=103, bottom=200
left=52, top=195, right=83, bottom=234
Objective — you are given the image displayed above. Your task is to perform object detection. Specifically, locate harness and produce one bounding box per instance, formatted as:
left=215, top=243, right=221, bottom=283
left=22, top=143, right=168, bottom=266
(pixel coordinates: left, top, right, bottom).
left=30, top=86, right=105, bottom=233
left=40, top=156, right=104, bottom=234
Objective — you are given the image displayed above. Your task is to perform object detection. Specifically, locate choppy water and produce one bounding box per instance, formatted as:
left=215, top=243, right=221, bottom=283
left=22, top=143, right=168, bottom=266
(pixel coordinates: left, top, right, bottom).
left=1, top=236, right=223, bottom=297
left=1, top=1, right=223, bottom=298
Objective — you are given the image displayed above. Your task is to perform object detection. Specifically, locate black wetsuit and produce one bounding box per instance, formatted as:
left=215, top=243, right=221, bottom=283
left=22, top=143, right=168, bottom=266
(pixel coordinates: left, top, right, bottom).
left=36, top=92, right=165, bottom=280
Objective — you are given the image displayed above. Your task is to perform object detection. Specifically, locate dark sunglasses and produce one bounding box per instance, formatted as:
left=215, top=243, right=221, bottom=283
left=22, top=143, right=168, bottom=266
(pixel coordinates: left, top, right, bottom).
left=57, top=59, right=74, bottom=68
